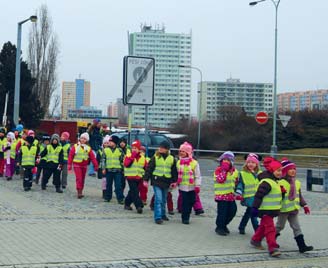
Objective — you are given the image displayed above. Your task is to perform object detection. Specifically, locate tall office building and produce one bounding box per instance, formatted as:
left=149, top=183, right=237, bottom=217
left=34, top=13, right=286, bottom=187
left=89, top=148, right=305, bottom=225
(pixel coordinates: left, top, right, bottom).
left=128, top=25, right=192, bottom=128
left=277, top=89, right=328, bottom=112
left=200, top=78, right=273, bottom=121
left=62, top=79, right=91, bottom=119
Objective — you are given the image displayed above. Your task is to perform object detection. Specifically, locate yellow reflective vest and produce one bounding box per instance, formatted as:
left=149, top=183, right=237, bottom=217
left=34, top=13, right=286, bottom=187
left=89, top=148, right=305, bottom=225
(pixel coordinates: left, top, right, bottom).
left=240, top=171, right=259, bottom=198
left=279, top=179, right=301, bottom=213
left=104, top=147, right=122, bottom=169
left=153, top=155, right=175, bottom=178
left=176, top=159, right=197, bottom=186
left=21, top=145, right=37, bottom=166
left=46, top=145, right=62, bottom=163
left=73, top=144, right=91, bottom=162
left=10, top=140, right=18, bottom=159
left=214, top=169, right=239, bottom=195
left=0, top=137, right=7, bottom=153
left=124, top=155, right=146, bottom=178
left=259, top=178, right=282, bottom=211
left=62, top=143, right=71, bottom=161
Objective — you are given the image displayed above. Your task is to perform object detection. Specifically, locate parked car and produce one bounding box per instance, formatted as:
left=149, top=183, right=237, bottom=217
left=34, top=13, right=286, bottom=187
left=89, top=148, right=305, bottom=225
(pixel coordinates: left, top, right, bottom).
left=110, top=131, right=174, bottom=157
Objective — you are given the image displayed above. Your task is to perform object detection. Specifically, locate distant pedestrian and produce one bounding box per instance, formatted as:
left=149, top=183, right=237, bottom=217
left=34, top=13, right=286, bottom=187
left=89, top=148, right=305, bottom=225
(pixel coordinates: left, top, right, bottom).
left=87, top=119, right=103, bottom=177
left=68, top=132, right=98, bottom=198
left=250, top=157, right=283, bottom=257
left=174, top=142, right=201, bottom=224
left=60, top=132, right=71, bottom=189
left=97, top=135, right=109, bottom=199
left=119, top=138, right=131, bottom=193
left=138, top=146, right=149, bottom=205
left=214, top=151, right=239, bottom=236
left=235, top=153, right=261, bottom=234
left=145, top=141, right=177, bottom=224
left=276, top=158, right=313, bottom=253
left=123, top=140, right=146, bottom=213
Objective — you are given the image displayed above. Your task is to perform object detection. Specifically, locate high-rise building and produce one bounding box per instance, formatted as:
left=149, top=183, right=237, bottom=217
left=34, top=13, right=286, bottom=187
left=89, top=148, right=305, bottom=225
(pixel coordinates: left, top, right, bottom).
left=128, top=25, right=192, bottom=128
left=200, top=78, right=273, bottom=121
left=278, top=89, right=328, bottom=112
left=107, top=102, right=118, bottom=117
left=62, top=79, right=91, bottom=119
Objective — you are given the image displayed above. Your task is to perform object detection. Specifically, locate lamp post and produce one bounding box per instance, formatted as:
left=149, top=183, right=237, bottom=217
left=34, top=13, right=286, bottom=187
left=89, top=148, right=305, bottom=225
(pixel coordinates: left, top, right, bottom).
left=178, top=65, right=202, bottom=157
left=13, top=15, right=37, bottom=126
left=250, top=0, right=281, bottom=156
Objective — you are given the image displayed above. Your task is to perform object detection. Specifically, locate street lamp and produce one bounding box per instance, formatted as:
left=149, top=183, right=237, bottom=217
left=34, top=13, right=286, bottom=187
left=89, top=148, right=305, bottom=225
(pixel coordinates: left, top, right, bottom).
left=178, top=64, right=202, bottom=157
left=13, top=15, right=37, bottom=126
left=250, top=0, right=281, bottom=156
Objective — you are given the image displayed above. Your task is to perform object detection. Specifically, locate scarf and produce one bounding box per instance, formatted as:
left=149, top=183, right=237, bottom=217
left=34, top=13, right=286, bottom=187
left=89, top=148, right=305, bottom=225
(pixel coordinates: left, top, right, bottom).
left=215, top=162, right=234, bottom=183
left=177, top=157, right=194, bottom=185
left=288, top=176, right=297, bottom=200
left=75, top=142, right=89, bottom=155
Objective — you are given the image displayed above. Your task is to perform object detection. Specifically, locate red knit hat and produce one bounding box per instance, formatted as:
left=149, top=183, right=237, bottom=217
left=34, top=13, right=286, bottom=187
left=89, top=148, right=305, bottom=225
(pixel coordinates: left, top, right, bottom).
left=263, top=156, right=282, bottom=173
left=132, top=140, right=141, bottom=150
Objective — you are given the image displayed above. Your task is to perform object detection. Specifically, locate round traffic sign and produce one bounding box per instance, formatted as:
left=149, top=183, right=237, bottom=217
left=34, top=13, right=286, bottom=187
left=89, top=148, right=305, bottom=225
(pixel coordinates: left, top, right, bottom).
left=255, top=111, right=269, bottom=125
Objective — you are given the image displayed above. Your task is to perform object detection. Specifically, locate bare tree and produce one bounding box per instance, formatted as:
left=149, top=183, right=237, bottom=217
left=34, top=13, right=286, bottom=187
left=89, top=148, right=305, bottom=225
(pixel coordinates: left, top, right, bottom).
left=27, top=4, right=59, bottom=117
left=48, top=93, right=61, bottom=119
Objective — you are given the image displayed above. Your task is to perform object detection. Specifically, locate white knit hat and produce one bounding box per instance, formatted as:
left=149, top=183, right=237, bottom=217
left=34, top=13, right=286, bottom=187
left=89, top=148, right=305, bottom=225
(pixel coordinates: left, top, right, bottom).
left=6, top=132, right=15, bottom=141
left=80, top=132, right=90, bottom=142
left=103, top=135, right=110, bottom=144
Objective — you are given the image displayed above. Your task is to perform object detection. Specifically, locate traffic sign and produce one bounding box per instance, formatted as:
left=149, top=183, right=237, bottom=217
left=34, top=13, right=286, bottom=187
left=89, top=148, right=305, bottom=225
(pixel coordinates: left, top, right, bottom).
left=278, top=114, right=291, bottom=127
left=123, top=56, right=155, bottom=106
left=255, top=111, right=269, bottom=125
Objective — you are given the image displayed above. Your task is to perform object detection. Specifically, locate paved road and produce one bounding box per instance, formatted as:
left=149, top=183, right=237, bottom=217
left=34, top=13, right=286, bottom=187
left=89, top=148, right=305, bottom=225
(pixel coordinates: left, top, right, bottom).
left=0, top=165, right=327, bottom=268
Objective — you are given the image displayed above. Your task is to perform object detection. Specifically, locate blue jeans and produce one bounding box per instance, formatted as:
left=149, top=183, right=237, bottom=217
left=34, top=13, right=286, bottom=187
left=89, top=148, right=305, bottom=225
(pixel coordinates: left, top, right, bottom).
left=105, top=171, right=124, bottom=202
left=239, top=206, right=259, bottom=231
left=153, top=186, right=168, bottom=221
left=88, top=150, right=96, bottom=175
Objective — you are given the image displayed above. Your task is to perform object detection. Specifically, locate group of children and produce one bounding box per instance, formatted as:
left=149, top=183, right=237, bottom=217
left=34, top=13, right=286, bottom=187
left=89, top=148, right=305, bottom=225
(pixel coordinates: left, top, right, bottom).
left=214, top=150, right=313, bottom=257
left=0, top=126, right=314, bottom=257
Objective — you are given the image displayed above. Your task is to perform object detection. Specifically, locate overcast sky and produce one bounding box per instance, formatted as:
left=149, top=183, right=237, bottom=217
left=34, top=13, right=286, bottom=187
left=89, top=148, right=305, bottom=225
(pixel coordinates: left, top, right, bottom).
left=1, top=0, right=327, bottom=114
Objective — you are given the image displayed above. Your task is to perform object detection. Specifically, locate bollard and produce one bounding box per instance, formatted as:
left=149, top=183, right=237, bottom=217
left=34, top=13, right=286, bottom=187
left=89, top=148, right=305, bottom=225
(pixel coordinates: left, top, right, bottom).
left=324, top=171, right=328, bottom=193
left=307, top=169, right=312, bottom=191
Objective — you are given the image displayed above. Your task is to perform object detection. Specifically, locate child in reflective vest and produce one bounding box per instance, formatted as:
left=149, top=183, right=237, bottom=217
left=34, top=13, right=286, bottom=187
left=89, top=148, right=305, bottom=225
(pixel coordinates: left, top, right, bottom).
left=60, top=132, right=71, bottom=189
left=98, top=135, right=109, bottom=199
left=214, top=151, right=239, bottom=236
left=36, top=135, right=50, bottom=184
left=251, top=157, right=284, bottom=257
left=19, top=136, right=39, bottom=191
left=138, top=146, right=149, bottom=205
left=3, top=132, right=16, bottom=180
left=123, top=140, right=146, bottom=213
left=276, top=158, right=313, bottom=253
left=0, top=128, right=7, bottom=177
left=173, top=142, right=201, bottom=224
left=101, top=135, right=124, bottom=203
left=68, top=132, right=98, bottom=198
left=235, top=153, right=260, bottom=234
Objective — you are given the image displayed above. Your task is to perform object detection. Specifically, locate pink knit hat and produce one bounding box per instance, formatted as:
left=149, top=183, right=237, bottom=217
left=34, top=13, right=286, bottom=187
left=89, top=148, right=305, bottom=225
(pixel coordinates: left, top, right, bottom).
left=27, top=130, right=35, bottom=136
left=281, top=157, right=296, bottom=176
left=246, top=153, right=259, bottom=165
left=179, top=142, right=193, bottom=158
left=61, top=131, right=70, bottom=140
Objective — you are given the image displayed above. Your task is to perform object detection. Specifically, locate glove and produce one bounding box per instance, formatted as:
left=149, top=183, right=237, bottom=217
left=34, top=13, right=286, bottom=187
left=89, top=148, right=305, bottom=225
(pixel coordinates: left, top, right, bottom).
left=235, top=194, right=244, bottom=201
left=170, top=183, right=177, bottom=189
left=131, top=151, right=138, bottom=158
left=143, top=180, right=148, bottom=187
left=280, top=185, right=287, bottom=194
left=102, top=169, right=106, bottom=175
left=303, top=205, right=311, bottom=215
left=68, top=165, right=72, bottom=171
left=251, top=207, right=259, bottom=217
left=194, top=186, right=200, bottom=194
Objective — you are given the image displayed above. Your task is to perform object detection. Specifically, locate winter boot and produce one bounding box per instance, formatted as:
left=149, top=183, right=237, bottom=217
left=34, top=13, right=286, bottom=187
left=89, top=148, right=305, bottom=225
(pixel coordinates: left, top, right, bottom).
left=56, top=187, right=63, bottom=193
left=295, top=234, right=313, bottom=253
left=77, top=190, right=84, bottom=199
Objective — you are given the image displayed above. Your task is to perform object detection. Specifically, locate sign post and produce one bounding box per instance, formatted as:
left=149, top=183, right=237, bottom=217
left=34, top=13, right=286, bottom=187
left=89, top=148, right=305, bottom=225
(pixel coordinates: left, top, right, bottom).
left=255, top=111, right=269, bottom=125
left=123, top=56, right=155, bottom=153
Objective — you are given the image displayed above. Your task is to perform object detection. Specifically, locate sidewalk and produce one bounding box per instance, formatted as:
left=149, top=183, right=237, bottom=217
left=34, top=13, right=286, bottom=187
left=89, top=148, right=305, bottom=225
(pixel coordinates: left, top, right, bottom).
left=0, top=173, right=327, bottom=267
